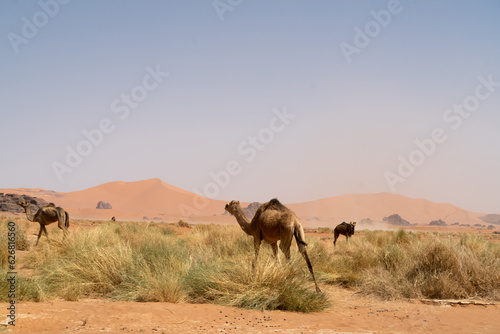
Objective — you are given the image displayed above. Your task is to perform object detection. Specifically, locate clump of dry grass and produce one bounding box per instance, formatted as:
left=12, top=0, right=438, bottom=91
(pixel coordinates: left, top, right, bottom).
left=0, top=218, right=30, bottom=268
left=4, top=222, right=327, bottom=312
left=183, top=228, right=329, bottom=311
left=324, top=230, right=500, bottom=300
left=177, top=218, right=191, bottom=229
left=23, top=223, right=188, bottom=303
left=185, top=255, right=328, bottom=312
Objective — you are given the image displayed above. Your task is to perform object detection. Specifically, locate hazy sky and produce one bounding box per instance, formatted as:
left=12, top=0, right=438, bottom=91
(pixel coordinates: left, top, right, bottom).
left=1, top=0, right=499, bottom=213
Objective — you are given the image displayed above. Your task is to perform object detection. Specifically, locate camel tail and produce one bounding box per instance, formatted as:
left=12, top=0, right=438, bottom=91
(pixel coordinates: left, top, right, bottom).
left=293, top=219, right=322, bottom=293
left=293, top=220, right=308, bottom=251
left=65, top=212, right=70, bottom=229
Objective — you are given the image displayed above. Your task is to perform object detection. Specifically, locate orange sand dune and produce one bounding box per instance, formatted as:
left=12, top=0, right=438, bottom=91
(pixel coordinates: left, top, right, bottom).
left=1, top=179, right=492, bottom=227
left=289, top=192, right=486, bottom=226
left=3, top=179, right=227, bottom=220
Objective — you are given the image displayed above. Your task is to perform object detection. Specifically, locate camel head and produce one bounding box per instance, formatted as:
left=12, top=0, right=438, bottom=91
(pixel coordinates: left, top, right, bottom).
left=349, top=221, right=356, bottom=234
left=224, top=200, right=240, bottom=216
left=16, top=201, right=29, bottom=208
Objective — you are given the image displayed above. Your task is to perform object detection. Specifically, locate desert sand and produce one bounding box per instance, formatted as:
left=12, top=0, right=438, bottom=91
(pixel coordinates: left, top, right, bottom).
left=5, top=285, right=500, bottom=333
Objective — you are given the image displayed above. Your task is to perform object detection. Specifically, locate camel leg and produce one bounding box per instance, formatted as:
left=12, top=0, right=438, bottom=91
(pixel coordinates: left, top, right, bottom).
left=35, top=225, right=44, bottom=246
left=333, top=230, right=339, bottom=247
left=280, top=239, right=292, bottom=263
left=252, top=238, right=262, bottom=272
left=278, top=229, right=293, bottom=262
left=58, top=217, right=69, bottom=240
left=42, top=225, right=49, bottom=239
left=36, top=225, right=49, bottom=245
left=270, top=242, right=280, bottom=265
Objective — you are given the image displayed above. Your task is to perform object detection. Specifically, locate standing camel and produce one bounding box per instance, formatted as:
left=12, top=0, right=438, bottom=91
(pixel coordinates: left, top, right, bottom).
left=333, top=221, right=356, bottom=247
left=17, top=201, right=69, bottom=245
left=225, top=198, right=321, bottom=293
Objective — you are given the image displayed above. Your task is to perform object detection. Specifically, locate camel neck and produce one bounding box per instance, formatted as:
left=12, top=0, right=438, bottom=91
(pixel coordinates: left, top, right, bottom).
left=233, top=206, right=252, bottom=235
left=23, top=204, right=35, bottom=221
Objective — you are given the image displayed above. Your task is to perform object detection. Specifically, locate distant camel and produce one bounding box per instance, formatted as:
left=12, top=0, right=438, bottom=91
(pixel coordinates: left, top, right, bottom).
left=333, top=221, right=356, bottom=247
left=17, top=201, right=69, bottom=245
left=225, top=199, right=321, bottom=293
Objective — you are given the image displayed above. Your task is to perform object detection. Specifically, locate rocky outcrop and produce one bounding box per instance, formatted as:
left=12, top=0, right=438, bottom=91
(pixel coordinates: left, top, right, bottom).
left=0, top=193, right=49, bottom=213
left=96, top=201, right=112, bottom=209
left=383, top=214, right=413, bottom=226
left=429, top=219, right=447, bottom=226
left=480, top=214, right=500, bottom=225
left=242, top=202, right=261, bottom=220
left=359, top=218, right=373, bottom=225
left=223, top=202, right=261, bottom=219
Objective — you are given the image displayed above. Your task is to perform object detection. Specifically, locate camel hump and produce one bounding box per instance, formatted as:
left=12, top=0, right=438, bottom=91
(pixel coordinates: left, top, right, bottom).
left=41, top=206, right=55, bottom=213
left=266, top=198, right=287, bottom=210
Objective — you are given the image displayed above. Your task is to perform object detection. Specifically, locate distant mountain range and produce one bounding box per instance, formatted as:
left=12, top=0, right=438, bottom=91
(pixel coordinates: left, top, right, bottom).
left=1, top=178, right=495, bottom=228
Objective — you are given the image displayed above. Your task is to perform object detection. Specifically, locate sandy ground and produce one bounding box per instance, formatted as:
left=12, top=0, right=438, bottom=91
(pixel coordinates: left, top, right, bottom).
left=4, top=285, right=499, bottom=334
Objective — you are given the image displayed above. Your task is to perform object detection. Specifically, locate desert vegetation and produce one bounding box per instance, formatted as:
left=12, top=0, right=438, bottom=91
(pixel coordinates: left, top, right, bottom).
left=324, top=229, right=500, bottom=300
left=0, top=218, right=328, bottom=312
left=1, top=217, right=500, bottom=313
left=0, top=218, right=30, bottom=266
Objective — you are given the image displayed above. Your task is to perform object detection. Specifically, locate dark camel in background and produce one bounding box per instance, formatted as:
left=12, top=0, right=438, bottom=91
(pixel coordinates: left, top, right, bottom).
left=333, top=221, right=356, bottom=247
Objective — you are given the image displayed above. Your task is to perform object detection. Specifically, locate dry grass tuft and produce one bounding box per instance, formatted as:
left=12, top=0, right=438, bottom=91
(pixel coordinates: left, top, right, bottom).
left=177, top=218, right=191, bottom=229
left=1, top=223, right=327, bottom=311
left=323, top=230, right=500, bottom=300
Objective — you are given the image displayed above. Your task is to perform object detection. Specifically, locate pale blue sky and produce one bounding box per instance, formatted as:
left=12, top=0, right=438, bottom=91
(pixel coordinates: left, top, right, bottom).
left=1, top=0, right=499, bottom=213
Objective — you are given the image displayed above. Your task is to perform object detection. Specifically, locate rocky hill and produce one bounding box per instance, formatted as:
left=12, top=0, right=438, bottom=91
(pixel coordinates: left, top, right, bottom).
left=0, top=193, right=49, bottom=214
left=242, top=202, right=261, bottom=219
left=96, top=201, right=112, bottom=209
left=429, top=219, right=447, bottom=226
left=223, top=202, right=262, bottom=219
left=383, top=214, right=414, bottom=226
left=480, top=214, right=500, bottom=225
